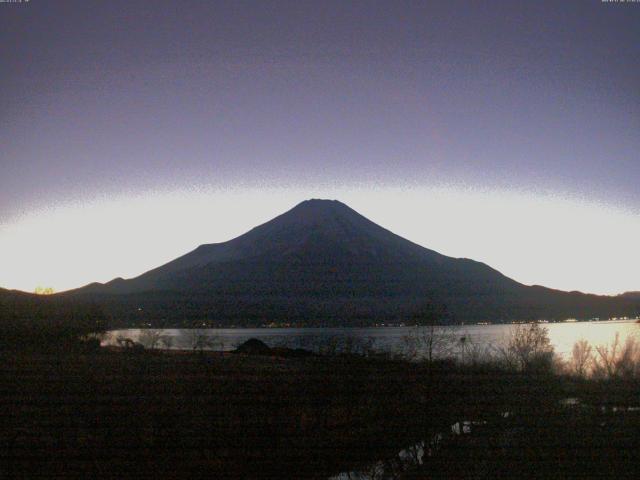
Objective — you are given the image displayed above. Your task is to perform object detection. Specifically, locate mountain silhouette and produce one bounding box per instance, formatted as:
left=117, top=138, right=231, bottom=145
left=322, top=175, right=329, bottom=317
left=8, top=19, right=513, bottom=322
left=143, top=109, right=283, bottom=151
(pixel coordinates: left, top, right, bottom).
left=67, top=199, right=639, bottom=326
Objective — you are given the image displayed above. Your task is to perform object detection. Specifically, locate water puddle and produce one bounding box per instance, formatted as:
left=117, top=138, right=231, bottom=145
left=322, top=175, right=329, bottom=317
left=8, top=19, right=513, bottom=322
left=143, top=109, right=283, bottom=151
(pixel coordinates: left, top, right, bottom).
left=329, top=419, right=487, bottom=479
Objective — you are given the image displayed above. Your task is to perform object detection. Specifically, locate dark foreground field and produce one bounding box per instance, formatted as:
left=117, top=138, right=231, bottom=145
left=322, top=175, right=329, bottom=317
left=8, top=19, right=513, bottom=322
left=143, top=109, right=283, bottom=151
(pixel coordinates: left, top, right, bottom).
left=1, top=348, right=639, bottom=479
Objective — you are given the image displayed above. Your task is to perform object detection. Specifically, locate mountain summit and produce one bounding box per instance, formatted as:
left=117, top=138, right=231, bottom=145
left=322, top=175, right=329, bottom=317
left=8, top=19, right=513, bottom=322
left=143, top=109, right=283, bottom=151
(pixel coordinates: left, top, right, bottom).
left=70, top=199, right=639, bottom=326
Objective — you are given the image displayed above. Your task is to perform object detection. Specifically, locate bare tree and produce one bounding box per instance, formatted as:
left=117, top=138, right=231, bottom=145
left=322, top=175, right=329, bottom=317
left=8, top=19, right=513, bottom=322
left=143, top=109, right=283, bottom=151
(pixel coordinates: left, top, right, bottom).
left=159, top=334, right=174, bottom=350
left=592, top=334, right=640, bottom=379
left=179, top=329, right=219, bottom=353
left=403, top=302, right=455, bottom=362
left=568, top=339, right=593, bottom=377
left=593, top=333, right=621, bottom=379
left=458, top=335, right=493, bottom=366
left=403, top=324, right=455, bottom=362
left=138, top=329, right=164, bottom=350
left=496, top=323, right=555, bottom=372
left=616, top=336, right=640, bottom=378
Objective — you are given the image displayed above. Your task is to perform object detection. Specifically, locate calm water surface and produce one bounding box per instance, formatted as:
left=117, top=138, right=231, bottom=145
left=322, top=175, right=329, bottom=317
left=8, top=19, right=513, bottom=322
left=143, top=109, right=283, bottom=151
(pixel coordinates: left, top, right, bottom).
left=106, top=320, right=639, bottom=358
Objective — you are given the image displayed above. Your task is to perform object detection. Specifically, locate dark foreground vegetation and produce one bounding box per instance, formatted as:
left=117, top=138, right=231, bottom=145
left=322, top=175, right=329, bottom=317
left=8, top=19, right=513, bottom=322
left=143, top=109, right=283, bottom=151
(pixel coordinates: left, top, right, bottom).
left=1, top=291, right=638, bottom=479
left=1, top=329, right=640, bottom=479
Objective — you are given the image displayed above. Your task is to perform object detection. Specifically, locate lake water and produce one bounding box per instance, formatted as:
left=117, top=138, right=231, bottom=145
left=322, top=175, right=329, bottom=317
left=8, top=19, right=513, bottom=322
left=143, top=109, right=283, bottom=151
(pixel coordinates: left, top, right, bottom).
left=105, top=319, right=639, bottom=359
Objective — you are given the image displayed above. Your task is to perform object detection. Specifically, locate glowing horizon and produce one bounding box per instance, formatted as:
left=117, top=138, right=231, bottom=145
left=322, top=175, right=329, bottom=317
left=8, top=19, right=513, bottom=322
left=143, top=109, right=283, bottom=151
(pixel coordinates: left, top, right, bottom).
left=2, top=2, right=638, bottom=299
left=1, top=185, right=638, bottom=296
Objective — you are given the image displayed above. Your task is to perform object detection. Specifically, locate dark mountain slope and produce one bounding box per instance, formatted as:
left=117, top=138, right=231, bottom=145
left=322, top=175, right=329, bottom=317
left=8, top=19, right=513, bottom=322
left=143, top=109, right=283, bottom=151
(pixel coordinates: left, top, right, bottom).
left=620, top=292, right=640, bottom=301
left=65, top=199, right=638, bottom=326
left=78, top=199, right=519, bottom=295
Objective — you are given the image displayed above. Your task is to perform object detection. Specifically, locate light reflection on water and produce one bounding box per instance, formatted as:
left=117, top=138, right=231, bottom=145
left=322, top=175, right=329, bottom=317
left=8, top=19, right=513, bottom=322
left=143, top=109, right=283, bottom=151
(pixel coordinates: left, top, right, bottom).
left=105, top=319, right=639, bottom=358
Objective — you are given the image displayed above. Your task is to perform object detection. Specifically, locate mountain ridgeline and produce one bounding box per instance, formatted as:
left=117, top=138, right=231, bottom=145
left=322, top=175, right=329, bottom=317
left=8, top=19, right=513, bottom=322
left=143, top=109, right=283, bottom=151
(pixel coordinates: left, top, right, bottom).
left=63, top=199, right=638, bottom=327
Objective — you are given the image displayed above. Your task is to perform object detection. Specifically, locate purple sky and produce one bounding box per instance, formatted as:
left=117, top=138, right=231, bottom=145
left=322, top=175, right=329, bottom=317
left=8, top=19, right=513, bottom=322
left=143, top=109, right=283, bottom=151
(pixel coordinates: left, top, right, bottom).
left=1, top=1, right=639, bottom=293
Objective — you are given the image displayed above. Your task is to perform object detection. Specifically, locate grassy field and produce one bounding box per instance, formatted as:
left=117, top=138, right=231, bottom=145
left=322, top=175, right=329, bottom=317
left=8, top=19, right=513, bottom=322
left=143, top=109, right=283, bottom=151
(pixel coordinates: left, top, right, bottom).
left=1, top=347, right=639, bottom=479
